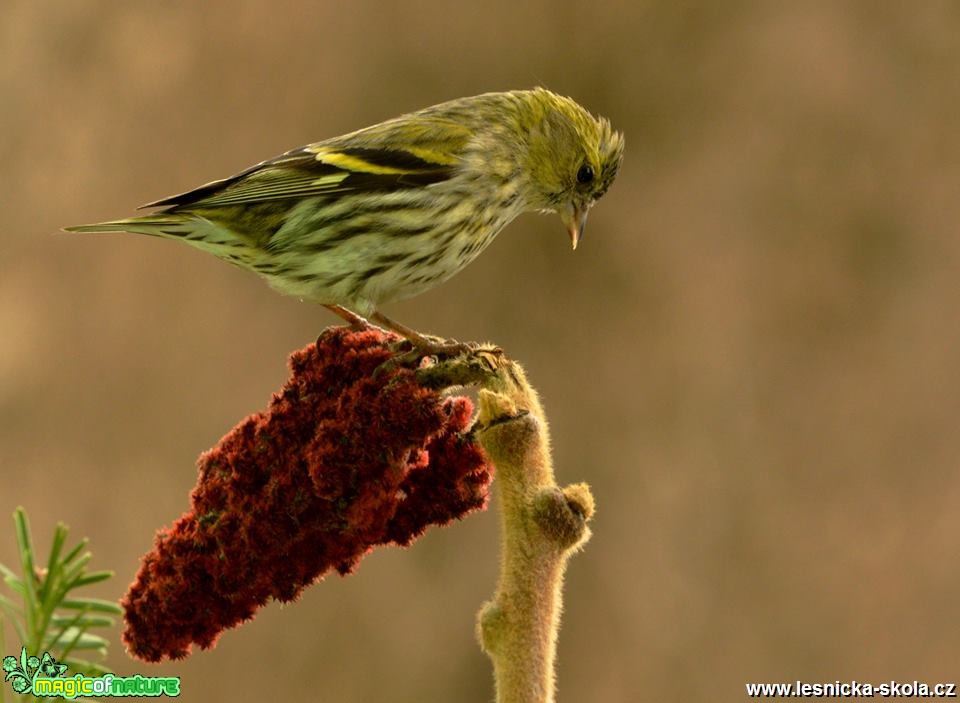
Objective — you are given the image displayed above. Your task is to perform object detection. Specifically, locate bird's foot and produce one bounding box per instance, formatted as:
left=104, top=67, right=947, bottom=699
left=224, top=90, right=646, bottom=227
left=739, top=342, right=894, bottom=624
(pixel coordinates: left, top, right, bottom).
left=369, top=311, right=480, bottom=361
left=409, top=334, right=476, bottom=357
left=327, top=308, right=501, bottom=374
left=375, top=337, right=470, bottom=375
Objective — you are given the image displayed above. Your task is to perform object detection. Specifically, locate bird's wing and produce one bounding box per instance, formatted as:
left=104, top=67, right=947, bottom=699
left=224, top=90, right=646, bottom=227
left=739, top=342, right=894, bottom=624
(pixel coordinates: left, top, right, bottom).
left=142, top=117, right=474, bottom=211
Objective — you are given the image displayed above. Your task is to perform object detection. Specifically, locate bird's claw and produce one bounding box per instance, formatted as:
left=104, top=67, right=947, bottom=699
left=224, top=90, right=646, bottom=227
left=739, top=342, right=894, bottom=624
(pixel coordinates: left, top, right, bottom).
left=398, top=338, right=474, bottom=366
left=375, top=337, right=498, bottom=379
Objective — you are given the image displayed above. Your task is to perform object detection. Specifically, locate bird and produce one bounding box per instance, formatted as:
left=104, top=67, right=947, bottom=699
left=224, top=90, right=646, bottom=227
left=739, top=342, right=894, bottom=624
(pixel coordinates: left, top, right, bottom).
left=65, top=88, right=624, bottom=355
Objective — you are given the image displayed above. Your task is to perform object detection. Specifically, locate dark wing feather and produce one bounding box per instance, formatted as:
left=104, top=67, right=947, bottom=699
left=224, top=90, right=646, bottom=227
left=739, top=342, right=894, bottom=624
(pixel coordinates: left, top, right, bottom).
left=142, top=138, right=465, bottom=212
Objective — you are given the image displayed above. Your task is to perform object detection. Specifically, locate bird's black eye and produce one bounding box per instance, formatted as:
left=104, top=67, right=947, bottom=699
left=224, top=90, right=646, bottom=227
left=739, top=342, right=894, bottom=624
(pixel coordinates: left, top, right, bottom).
left=576, top=164, right=594, bottom=184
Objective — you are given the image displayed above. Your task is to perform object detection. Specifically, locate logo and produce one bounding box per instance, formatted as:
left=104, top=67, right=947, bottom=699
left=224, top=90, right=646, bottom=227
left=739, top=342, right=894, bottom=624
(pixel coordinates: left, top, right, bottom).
left=3, top=648, right=180, bottom=698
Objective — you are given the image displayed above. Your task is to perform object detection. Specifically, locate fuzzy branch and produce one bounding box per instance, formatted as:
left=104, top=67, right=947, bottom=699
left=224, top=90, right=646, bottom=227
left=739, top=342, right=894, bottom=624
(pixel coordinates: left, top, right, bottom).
left=466, top=358, right=595, bottom=703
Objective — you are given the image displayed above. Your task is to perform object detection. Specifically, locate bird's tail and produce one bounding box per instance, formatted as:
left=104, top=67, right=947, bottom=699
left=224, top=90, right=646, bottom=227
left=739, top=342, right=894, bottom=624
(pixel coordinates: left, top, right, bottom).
left=63, top=214, right=194, bottom=238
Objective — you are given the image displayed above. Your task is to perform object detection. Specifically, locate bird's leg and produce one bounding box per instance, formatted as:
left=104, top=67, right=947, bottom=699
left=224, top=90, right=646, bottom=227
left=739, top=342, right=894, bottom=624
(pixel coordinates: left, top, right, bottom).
left=371, top=311, right=473, bottom=357
left=324, top=304, right=377, bottom=331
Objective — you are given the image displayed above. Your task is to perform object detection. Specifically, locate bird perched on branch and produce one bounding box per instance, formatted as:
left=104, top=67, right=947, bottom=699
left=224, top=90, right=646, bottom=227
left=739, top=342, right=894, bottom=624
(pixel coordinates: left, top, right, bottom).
left=66, top=88, right=624, bottom=354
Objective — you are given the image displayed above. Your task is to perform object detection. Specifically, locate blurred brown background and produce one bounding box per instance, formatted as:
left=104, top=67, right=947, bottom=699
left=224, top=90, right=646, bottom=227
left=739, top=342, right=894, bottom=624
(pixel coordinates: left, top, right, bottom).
left=3, top=1, right=959, bottom=700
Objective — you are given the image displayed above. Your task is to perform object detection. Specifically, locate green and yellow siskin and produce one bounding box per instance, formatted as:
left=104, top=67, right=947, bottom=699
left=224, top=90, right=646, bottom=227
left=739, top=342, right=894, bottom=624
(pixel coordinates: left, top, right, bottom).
left=66, top=88, right=624, bottom=351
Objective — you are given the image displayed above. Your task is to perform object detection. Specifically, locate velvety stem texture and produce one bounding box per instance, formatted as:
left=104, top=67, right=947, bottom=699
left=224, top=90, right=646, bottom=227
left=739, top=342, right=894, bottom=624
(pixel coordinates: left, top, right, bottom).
left=473, top=361, right=595, bottom=703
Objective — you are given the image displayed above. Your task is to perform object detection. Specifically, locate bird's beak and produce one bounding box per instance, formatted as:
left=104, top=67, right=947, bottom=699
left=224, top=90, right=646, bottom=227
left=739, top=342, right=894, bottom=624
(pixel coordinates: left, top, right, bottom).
left=561, top=203, right=589, bottom=250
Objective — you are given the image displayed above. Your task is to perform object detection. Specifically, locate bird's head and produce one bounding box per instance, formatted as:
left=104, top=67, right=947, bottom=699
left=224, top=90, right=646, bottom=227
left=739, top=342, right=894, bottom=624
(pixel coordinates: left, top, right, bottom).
left=521, top=89, right=624, bottom=249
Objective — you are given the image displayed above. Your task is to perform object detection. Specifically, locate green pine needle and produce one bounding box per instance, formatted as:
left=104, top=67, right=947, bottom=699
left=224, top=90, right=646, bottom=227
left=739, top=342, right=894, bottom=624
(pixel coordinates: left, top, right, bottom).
left=1, top=507, right=118, bottom=700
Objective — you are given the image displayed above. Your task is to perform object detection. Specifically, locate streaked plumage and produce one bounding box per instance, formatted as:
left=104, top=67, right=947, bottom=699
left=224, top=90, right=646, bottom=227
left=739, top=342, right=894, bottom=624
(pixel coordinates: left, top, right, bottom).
left=66, top=89, right=624, bottom=345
